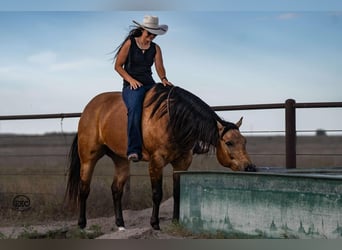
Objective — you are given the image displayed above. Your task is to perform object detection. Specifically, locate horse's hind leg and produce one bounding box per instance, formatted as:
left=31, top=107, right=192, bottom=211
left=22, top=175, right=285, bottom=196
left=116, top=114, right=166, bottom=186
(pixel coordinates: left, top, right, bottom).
left=77, top=139, right=103, bottom=228
left=78, top=162, right=95, bottom=228
left=78, top=158, right=98, bottom=229
left=110, top=155, right=130, bottom=230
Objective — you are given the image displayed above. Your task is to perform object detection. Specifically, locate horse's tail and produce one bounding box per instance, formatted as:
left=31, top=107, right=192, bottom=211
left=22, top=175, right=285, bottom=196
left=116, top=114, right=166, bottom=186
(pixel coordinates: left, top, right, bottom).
left=65, top=133, right=81, bottom=206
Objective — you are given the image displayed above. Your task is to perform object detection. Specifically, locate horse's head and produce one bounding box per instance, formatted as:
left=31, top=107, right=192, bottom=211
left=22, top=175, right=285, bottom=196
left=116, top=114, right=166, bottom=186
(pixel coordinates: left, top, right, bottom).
left=216, top=117, right=256, bottom=172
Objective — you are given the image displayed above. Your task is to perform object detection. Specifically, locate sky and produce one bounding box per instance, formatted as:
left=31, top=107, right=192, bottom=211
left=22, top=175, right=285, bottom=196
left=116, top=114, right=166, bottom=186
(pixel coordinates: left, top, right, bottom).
left=0, top=1, right=342, bottom=135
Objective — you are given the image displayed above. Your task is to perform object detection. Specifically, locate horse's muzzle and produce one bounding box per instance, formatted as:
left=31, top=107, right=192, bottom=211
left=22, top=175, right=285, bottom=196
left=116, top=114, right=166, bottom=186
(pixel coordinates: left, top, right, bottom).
left=244, top=164, right=257, bottom=172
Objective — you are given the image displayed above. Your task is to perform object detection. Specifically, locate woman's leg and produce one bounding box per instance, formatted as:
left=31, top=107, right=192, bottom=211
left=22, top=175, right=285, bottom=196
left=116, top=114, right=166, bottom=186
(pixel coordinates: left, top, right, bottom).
left=122, top=86, right=147, bottom=160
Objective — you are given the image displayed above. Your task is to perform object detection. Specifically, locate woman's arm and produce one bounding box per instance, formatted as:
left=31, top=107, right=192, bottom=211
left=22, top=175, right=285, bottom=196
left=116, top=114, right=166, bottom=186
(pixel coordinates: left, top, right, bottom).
left=155, top=44, right=172, bottom=86
left=114, top=39, right=142, bottom=89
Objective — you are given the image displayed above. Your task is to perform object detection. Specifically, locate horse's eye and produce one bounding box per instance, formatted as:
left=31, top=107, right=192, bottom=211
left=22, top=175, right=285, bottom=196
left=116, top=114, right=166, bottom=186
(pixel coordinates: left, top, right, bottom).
left=226, top=141, right=234, bottom=147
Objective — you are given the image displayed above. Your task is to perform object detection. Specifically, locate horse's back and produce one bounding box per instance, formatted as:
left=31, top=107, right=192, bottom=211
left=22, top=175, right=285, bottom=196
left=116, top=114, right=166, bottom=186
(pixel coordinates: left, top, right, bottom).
left=80, top=91, right=123, bottom=127
left=83, top=91, right=122, bottom=111
left=78, top=91, right=128, bottom=157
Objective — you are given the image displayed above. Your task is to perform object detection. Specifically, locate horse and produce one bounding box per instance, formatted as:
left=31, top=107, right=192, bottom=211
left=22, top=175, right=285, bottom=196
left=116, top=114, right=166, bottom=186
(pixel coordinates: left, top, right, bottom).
left=66, top=83, right=256, bottom=231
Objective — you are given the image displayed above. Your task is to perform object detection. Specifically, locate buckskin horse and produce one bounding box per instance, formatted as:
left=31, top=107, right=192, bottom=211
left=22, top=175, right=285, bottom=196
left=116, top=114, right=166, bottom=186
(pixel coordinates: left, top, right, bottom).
left=66, top=83, right=256, bottom=230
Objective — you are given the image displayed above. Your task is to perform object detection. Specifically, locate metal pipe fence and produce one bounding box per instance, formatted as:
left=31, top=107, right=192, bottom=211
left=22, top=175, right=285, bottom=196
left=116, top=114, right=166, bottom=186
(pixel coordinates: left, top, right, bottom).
left=1, top=99, right=342, bottom=169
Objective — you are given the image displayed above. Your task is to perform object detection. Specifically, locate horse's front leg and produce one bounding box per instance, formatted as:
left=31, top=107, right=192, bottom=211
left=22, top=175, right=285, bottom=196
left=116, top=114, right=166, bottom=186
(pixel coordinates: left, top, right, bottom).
left=111, top=182, right=125, bottom=230
left=171, top=152, right=193, bottom=222
left=111, top=157, right=130, bottom=230
left=172, top=172, right=181, bottom=222
left=149, top=159, right=164, bottom=230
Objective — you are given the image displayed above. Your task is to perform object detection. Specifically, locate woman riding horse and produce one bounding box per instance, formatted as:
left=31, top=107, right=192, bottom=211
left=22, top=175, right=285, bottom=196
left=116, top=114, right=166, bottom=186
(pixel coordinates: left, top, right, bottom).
left=66, top=83, right=256, bottom=231
left=114, top=15, right=172, bottom=162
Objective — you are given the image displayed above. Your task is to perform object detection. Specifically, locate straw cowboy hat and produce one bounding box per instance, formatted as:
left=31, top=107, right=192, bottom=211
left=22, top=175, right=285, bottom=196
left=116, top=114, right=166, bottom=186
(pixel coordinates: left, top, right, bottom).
left=133, top=15, right=168, bottom=35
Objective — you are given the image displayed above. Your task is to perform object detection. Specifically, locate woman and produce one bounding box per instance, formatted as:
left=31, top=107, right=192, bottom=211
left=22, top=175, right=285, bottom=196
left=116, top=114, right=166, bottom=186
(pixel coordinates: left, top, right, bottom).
left=114, top=15, right=173, bottom=162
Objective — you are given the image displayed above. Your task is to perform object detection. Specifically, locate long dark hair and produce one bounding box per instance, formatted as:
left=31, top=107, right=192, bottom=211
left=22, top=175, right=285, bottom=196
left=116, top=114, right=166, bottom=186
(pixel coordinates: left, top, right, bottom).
left=113, top=26, right=143, bottom=60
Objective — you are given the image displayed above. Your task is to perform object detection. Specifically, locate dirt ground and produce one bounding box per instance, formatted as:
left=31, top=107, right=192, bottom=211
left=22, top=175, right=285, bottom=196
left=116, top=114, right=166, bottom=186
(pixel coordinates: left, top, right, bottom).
left=0, top=198, right=188, bottom=239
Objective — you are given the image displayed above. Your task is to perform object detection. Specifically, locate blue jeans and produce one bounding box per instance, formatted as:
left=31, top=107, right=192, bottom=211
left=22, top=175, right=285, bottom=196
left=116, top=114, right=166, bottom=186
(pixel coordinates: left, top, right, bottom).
left=122, top=84, right=154, bottom=159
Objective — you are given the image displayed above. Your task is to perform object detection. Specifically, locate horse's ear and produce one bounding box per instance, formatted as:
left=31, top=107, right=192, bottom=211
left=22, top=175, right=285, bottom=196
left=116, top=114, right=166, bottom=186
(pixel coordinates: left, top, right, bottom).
left=217, top=121, right=225, bottom=136
left=236, top=117, right=243, bottom=128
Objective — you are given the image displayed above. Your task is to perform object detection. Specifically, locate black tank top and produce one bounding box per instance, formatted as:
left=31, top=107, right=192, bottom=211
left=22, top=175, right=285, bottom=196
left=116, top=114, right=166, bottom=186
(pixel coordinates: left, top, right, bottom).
left=123, top=37, right=156, bottom=87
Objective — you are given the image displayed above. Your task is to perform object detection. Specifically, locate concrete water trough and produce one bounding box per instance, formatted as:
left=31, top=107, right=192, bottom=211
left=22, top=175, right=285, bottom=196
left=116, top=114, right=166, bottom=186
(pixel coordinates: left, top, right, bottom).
left=179, top=169, right=342, bottom=239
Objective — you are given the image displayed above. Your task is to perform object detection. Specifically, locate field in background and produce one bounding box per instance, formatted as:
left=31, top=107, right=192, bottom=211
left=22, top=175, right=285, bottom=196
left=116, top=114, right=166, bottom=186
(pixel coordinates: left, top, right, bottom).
left=0, top=133, right=341, bottom=226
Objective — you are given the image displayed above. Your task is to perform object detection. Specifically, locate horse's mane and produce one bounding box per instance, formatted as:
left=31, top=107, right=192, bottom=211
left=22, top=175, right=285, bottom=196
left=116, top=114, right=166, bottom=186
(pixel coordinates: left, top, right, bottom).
left=145, top=83, right=238, bottom=152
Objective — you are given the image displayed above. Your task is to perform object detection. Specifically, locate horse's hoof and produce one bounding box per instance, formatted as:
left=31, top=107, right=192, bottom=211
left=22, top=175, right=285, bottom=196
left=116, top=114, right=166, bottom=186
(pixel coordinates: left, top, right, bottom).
left=78, top=219, right=87, bottom=229
left=118, top=227, right=126, bottom=231
left=152, top=224, right=160, bottom=230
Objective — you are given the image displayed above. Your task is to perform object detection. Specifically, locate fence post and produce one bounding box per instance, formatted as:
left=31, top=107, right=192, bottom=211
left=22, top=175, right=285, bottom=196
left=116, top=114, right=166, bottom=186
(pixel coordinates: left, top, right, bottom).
left=285, top=99, right=296, bottom=169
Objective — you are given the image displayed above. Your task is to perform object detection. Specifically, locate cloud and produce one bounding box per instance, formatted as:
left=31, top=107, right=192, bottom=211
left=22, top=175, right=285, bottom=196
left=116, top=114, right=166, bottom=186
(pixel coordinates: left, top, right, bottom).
left=49, top=58, right=105, bottom=71
left=329, top=11, right=342, bottom=17
left=25, top=50, right=105, bottom=72
left=0, top=66, right=12, bottom=74
left=27, top=51, right=57, bottom=65
left=276, top=13, right=300, bottom=20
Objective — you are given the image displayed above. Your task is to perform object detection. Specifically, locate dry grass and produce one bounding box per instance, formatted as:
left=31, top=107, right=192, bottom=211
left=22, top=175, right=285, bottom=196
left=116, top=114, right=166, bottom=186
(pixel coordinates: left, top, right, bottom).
left=0, top=133, right=341, bottom=226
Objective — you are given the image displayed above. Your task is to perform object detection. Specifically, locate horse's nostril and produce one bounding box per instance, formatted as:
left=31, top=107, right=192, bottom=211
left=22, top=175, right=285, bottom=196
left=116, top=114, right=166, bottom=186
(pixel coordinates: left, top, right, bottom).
left=245, top=164, right=257, bottom=172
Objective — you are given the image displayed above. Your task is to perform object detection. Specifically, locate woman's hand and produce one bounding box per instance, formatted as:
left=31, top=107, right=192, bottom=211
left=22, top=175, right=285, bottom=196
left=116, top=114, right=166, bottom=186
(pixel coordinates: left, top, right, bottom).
left=161, top=77, right=173, bottom=87
left=130, top=79, right=143, bottom=89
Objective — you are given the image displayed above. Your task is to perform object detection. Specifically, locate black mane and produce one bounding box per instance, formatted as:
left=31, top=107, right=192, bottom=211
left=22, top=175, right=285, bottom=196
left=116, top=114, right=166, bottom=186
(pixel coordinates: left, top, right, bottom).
left=145, top=83, right=238, bottom=152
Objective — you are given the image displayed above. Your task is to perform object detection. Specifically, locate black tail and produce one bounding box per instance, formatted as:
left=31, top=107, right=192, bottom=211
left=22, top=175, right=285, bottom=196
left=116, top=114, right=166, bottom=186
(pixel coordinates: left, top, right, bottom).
left=65, top=133, right=81, bottom=206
